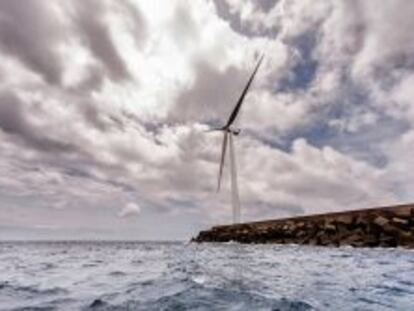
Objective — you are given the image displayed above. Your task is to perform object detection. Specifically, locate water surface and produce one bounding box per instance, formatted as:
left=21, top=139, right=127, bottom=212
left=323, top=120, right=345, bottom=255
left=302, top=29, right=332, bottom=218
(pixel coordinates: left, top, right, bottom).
left=0, top=241, right=413, bottom=310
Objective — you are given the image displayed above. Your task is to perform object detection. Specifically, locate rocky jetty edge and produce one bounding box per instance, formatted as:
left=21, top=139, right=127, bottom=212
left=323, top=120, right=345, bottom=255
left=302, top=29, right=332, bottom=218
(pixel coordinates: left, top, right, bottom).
left=193, top=203, right=414, bottom=248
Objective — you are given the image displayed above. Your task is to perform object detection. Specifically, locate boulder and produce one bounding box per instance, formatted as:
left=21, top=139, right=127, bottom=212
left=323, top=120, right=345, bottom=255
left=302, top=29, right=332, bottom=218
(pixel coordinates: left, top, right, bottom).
left=379, top=235, right=398, bottom=247
left=336, top=215, right=353, bottom=225
left=324, top=223, right=337, bottom=233
left=365, top=234, right=380, bottom=247
left=355, top=216, right=369, bottom=229
left=381, top=224, right=400, bottom=235
left=373, top=216, right=389, bottom=227
left=393, top=209, right=412, bottom=218
left=318, top=235, right=332, bottom=246
left=297, top=229, right=308, bottom=237
left=391, top=217, right=409, bottom=229
left=400, top=231, right=414, bottom=245
left=295, top=222, right=305, bottom=229
left=336, top=223, right=349, bottom=235
left=344, top=233, right=363, bottom=243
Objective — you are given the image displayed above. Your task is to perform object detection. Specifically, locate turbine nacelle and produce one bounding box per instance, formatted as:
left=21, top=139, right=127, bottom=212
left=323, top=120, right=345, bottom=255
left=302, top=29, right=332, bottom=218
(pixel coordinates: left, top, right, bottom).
left=227, top=128, right=241, bottom=136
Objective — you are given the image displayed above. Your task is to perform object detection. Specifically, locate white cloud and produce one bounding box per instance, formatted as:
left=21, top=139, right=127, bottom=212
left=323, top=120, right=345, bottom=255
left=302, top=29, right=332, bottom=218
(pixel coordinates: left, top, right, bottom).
left=119, top=202, right=141, bottom=218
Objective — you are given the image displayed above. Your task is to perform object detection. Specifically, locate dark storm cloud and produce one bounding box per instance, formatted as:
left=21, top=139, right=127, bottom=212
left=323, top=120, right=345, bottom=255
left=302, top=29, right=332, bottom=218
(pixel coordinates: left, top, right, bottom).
left=172, top=61, right=247, bottom=124
left=0, top=0, right=65, bottom=84
left=0, top=91, right=75, bottom=153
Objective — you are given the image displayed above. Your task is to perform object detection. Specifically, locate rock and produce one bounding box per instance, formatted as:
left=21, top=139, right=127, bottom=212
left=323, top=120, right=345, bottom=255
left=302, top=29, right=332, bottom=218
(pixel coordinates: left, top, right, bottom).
left=355, top=216, right=369, bottom=229
left=315, top=230, right=325, bottom=238
left=391, top=217, right=409, bottom=230
left=344, top=234, right=362, bottom=243
left=373, top=216, right=389, bottom=227
left=381, top=224, right=400, bottom=235
left=392, top=217, right=408, bottom=224
left=241, top=229, right=249, bottom=235
left=350, top=241, right=366, bottom=247
left=335, top=223, right=348, bottom=234
left=400, top=231, right=414, bottom=245
left=295, top=222, right=305, bottom=229
left=318, top=235, right=334, bottom=246
left=296, top=230, right=306, bottom=237
left=336, top=215, right=353, bottom=225
left=393, top=209, right=412, bottom=218
left=379, top=235, right=398, bottom=247
left=324, top=223, right=336, bottom=233
left=365, top=235, right=380, bottom=247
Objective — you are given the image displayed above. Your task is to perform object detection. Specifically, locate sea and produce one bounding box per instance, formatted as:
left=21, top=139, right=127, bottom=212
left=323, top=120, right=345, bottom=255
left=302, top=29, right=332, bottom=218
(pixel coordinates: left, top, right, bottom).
left=0, top=242, right=413, bottom=311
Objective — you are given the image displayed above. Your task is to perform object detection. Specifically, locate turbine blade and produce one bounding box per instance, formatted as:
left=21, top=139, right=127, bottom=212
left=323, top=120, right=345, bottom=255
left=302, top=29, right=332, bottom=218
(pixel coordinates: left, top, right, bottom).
left=217, top=131, right=228, bottom=192
left=225, top=55, right=264, bottom=128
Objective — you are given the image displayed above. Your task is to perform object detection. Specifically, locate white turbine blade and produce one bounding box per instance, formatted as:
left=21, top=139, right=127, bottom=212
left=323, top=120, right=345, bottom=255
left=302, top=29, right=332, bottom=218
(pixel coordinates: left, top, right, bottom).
left=229, top=133, right=241, bottom=224
left=217, top=131, right=228, bottom=192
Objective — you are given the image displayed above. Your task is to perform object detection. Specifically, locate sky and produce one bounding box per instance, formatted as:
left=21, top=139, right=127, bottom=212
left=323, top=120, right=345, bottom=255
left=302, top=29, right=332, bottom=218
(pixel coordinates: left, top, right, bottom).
left=0, top=0, right=414, bottom=240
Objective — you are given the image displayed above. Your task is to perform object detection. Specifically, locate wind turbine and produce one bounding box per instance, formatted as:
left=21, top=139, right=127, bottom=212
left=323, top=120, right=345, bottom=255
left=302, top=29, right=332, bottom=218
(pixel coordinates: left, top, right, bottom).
left=210, top=55, right=264, bottom=224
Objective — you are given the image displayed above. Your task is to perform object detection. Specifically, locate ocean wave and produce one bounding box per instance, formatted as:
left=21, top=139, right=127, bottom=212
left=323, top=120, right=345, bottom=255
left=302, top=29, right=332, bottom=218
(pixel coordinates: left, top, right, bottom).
left=0, top=282, right=68, bottom=297
left=86, top=285, right=313, bottom=311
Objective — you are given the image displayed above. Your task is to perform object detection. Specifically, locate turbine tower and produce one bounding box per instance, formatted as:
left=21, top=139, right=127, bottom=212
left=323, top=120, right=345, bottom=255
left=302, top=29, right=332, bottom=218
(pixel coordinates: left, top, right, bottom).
left=211, top=55, right=264, bottom=224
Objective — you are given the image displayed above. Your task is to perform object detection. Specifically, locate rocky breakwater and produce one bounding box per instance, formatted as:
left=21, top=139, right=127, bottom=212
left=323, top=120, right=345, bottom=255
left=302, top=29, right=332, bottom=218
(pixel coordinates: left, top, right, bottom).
left=193, top=204, right=414, bottom=248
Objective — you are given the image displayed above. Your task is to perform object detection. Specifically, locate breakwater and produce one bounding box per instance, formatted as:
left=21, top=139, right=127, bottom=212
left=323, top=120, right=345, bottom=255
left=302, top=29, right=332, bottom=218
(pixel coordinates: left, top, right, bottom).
left=193, top=203, right=414, bottom=247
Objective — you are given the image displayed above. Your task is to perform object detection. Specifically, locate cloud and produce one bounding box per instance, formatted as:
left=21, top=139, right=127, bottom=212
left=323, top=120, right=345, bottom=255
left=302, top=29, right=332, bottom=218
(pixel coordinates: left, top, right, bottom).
left=172, top=61, right=247, bottom=123
left=0, top=0, right=66, bottom=84
left=72, top=0, right=133, bottom=81
left=119, top=202, right=141, bottom=218
left=0, top=91, right=77, bottom=152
